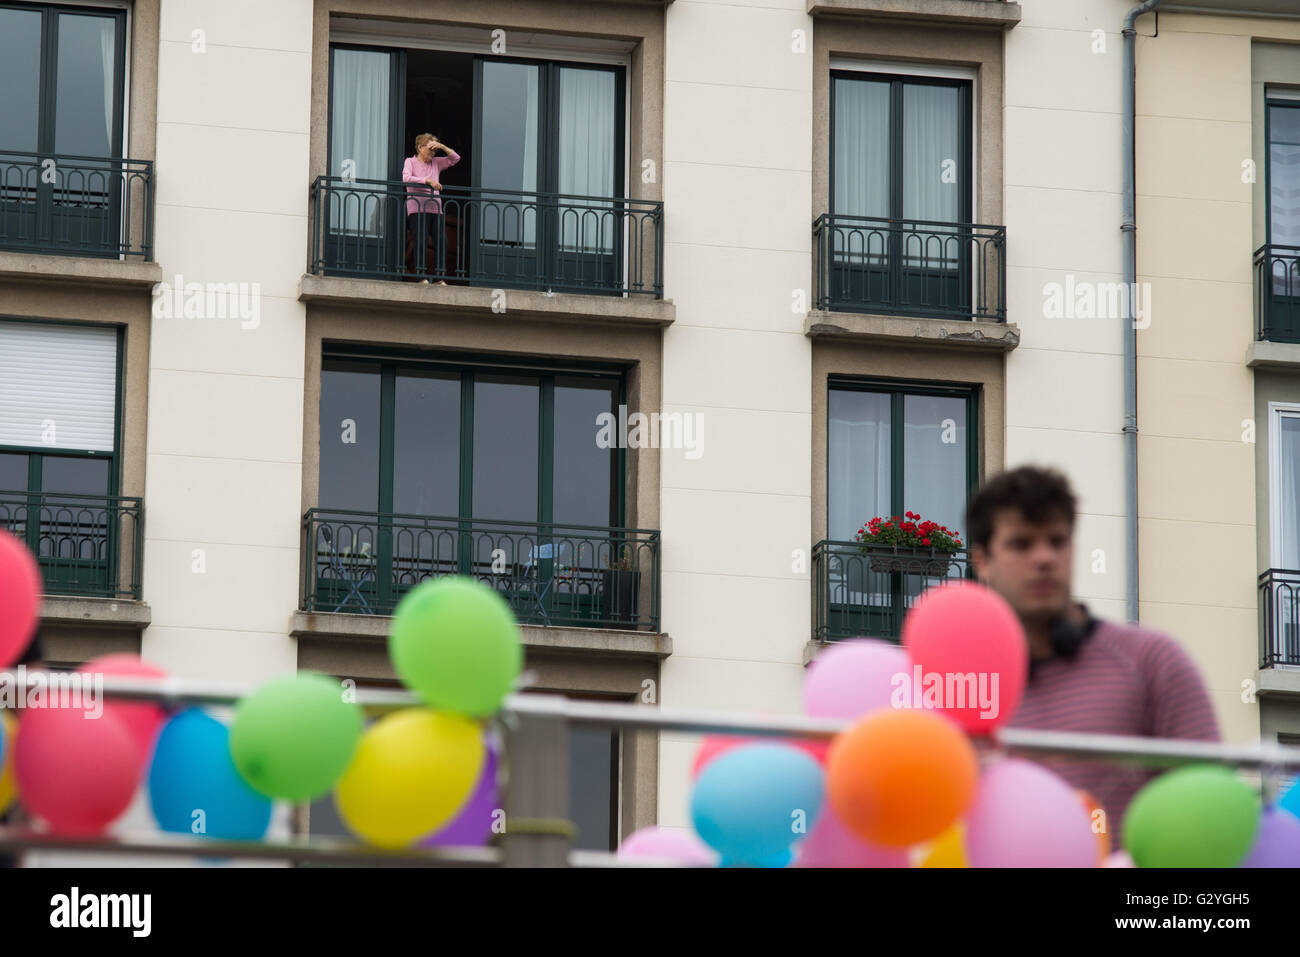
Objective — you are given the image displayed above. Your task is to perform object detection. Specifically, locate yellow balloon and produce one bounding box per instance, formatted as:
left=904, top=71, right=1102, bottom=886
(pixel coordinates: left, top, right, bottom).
left=0, top=710, right=17, bottom=815
left=335, top=709, right=484, bottom=848
left=920, top=822, right=967, bottom=868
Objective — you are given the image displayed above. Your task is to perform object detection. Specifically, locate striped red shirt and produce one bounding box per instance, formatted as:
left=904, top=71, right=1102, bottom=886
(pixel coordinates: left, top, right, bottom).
left=1005, top=619, right=1220, bottom=845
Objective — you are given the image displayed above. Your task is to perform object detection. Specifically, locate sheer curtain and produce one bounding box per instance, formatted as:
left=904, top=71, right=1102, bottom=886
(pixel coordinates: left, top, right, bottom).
left=330, top=49, right=391, bottom=233
left=832, top=77, right=889, bottom=265
left=99, top=20, right=114, bottom=153
left=557, top=67, right=616, bottom=252
left=903, top=84, right=960, bottom=268
left=1280, top=414, right=1300, bottom=570
left=902, top=394, right=967, bottom=539
left=1269, top=103, right=1300, bottom=295
left=828, top=390, right=891, bottom=542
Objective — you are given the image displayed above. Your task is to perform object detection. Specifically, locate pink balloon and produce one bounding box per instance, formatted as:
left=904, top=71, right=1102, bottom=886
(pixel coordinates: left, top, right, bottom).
left=0, top=529, right=41, bottom=668
left=618, top=827, right=716, bottom=865
left=80, top=654, right=168, bottom=765
left=803, top=639, right=912, bottom=720
left=965, top=759, right=1098, bottom=868
left=1103, top=849, right=1136, bottom=868
left=691, top=735, right=828, bottom=779
left=901, top=581, right=1027, bottom=734
left=795, top=806, right=909, bottom=868
left=14, top=704, right=142, bottom=836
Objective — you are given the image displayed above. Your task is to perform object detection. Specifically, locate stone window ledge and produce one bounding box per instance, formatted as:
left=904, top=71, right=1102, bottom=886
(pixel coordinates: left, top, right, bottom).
left=0, top=251, right=162, bottom=290
left=807, top=0, right=1021, bottom=27
left=806, top=309, right=1020, bottom=351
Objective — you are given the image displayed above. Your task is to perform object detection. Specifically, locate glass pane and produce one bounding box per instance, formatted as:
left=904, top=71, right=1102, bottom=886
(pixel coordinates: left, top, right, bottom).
left=479, top=61, right=539, bottom=245
left=557, top=68, right=617, bottom=252
left=570, top=725, right=616, bottom=852
left=0, top=452, right=27, bottom=491
left=903, top=84, right=961, bottom=223
left=0, top=453, right=29, bottom=540
left=41, top=456, right=110, bottom=496
left=828, top=389, right=891, bottom=541
left=319, top=362, right=381, bottom=511
left=1279, top=414, right=1300, bottom=570
left=0, top=7, right=41, bottom=153
left=553, top=379, right=616, bottom=529
left=832, top=76, right=889, bottom=220
left=1269, top=104, right=1300, bottom=256
left=55, top=14, right=118, bottom=157
left=393, top=370, right=459, bottom=516
left=472, top=375, right=538, bottom=523
left=902, top=394, right=967, bottom=540
left=329, top=47, right=393, bottom=235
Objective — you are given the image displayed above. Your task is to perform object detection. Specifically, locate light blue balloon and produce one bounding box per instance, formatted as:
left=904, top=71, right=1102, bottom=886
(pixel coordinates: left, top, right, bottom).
left=149, top=708, right=272, bottom=840
left=721, top=848, right=794, bottom=868
left=1280, top=779, right=1300, bottom=821
left=691, top=744, right=825, bottom=863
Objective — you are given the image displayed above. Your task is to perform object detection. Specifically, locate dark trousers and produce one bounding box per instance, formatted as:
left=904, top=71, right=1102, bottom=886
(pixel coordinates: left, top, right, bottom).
left=406, top=210, right=446, bottom=278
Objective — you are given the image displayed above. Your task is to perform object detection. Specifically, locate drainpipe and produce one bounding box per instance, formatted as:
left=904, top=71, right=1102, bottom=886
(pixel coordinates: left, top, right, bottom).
left=1122, top=0, right=1160, bottom=624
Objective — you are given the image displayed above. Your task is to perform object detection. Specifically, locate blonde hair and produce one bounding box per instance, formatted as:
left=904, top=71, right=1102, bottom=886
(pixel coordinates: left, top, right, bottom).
left=414, top=133, right=436, bottom=152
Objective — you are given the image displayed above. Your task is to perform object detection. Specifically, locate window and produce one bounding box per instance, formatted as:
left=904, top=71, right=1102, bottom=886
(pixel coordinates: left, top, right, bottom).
left=1266, top=403, right=1300, bottom=666
left=1264, top=92, right=1300, bottom=340
left=0, top=318, right=136, bottom=598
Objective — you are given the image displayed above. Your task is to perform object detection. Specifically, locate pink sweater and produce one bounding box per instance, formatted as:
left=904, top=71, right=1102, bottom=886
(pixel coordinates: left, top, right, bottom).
left=402, top=149, right=460, bottom=215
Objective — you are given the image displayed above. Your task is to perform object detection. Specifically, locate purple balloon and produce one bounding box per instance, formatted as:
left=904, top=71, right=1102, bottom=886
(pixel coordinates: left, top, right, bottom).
left=965, top=759, right=1098, bottom=868
left=420, top=738, right=499, bottom=848
left=618, top=827, right=716, bottom=865
left=795, top=806, right=909, bottom=868
left=1240, top=808, right=1300, bottom=868
left=803, top=639, right=912, bottom=720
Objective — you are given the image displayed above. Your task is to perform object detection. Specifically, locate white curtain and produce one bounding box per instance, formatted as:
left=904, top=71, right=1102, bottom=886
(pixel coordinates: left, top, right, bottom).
left=330, top=49, right=391, bottom=234
left=99, top=19, right=114, bottom=154
left=904, top=84, right=960, bottom=268
left=832, top=78, right=889, bottom=264
left=902, top=394, right=966, bottom=539
left=1270, top=103, right=1300, bottom=295
left=828, top=390, right=891, bottom=542
left=1280, top=414, right=1300, bottom=570
left=558, top=68, right=616, bottom=252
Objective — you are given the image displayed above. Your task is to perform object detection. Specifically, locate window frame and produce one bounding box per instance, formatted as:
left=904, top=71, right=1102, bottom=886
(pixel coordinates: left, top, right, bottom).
left=1267, top=400, right=1300, bottom=570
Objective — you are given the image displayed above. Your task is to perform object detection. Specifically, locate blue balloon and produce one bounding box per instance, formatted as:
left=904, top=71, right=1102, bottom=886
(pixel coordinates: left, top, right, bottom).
left=721, top=848, right=793, bottom=868
left=1280, top=780, right=1300, bottom=821
left=691, top=743, right=825, bottom=863
left=148, top=708, right=272, bottom=840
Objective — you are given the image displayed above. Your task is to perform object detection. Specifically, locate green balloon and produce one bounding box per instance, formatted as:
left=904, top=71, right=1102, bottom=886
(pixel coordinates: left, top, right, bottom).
left=389, top=576, right=523, bottom=717
left=230, top=673, right=362, bottom=801
left=1123, top=765, right=1260, bottom=867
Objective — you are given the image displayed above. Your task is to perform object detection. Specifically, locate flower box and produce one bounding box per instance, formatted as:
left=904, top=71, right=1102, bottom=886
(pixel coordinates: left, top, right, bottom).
left=862, top=545, right=956, bottom=577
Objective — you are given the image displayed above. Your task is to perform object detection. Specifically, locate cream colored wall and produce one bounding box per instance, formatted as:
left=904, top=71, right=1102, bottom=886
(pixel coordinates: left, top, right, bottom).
left=656, top=0, right=814, bottom=832
left=141, top=0, right=312, bottom=680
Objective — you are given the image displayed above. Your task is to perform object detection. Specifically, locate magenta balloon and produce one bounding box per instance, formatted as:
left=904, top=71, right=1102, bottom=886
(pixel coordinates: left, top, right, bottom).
left=1241, top=808, right=1300, bottom=868
left=795, top=805, right=909, bottom=868
left=81, top=654, right=168, bottom=765
left=0, top=529, right=40, bottom=668
left=803, top=639, right=912, bottom=720
left=965, top=759, right=1097, bottom=868
left=618, top=827, right=716, bottom=865
left=14, top=705, right=141, bottom=836
left=420, top=741, right=498, bottom=848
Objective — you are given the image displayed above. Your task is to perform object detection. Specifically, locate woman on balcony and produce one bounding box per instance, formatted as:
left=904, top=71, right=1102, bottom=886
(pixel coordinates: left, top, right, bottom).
left=402, top=133, right=460, bottom=284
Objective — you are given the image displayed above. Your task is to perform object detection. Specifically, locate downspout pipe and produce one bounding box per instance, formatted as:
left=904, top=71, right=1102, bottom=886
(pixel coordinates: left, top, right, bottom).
left=1122, top=0, right=1160, bottom=624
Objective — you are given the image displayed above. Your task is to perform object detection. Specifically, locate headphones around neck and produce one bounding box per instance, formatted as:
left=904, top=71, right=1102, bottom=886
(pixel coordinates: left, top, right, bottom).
left=1047, top=603, right=1098, bottom=660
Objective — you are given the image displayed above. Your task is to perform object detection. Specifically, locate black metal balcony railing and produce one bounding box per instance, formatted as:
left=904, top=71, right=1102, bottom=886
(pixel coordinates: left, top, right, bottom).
left=814, top=213, right=1006, bottom=322
left=1259, top=568, right=1300, bottom=668
left=309, top=177, right=663, bottom=298
left=0, top=490, right=144, bottom=601
left=302, top=509, right=661, bottom=631
left=0, top=152, right=154, bottom=259
left=1254, top=244, right=1300, bottom=344
left=813, top=539, right=971, bottom=642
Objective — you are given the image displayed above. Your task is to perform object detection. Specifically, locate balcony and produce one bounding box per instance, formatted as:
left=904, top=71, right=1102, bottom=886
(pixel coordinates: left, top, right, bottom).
left=0, top=152, right=153, bottom=261
left=309, top=177, right=663, bottom=300
left=814, top=213, right=1006, bottom=323
left=1259, top=568, right=1300, bottom=669
left=1254, top=245, right=1300, bottom=345
left=812, top=539, right=971, bottom=642
left=301, top=509, right=661, bottom=632
left=0, top=490, right=144, bottom=601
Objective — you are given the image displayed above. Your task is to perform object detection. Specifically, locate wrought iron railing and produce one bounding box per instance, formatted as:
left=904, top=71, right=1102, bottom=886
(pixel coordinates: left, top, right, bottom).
left=0, top=152, right=153, bottom=259
left=812, top=539, right=972, bottom=642
left=1259, top=568, right=1300, bottom=668
left=302, top=508, right=661, bottom=630
left=814, top=213, right=1006, bottom=321
left=1254, top=244, right=1300, bottom=344
left=309, top=177, right=663, bottom=298
left=0, top=490, right=144, bottom=600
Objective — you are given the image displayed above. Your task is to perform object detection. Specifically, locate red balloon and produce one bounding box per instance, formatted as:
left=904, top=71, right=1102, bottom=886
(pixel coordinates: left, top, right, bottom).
left=14, top=705, right=141, bottom=836
left=80, top=654, right=168, bottom=765
left=691, top=735, right=829, bottom=779
left=0, top=529, right=41, bottom=667
left=901, top=581, right=1027, bottom=735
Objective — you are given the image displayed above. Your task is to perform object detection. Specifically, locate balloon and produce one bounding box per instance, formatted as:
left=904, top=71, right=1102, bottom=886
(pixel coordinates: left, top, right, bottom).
left=964, top=759, right=1098, bottom=867
left=14, top=704, right=140, bottom=835
left=389, top=577, right=523, bottom=717
left=335, top=709, right=484, bottom=849
left=0, top=710, right=15, bottom=815
left=0, top=529, right=40, bottom=668
left=230, top=672, right=362, bottom=801
left=1077, top=789, right=1111, bottom=863
left=148, top=709, right=272, bottom=840
left=691, top=743, right=824, bottom=863
left=81, top=654, right=167, bottom=765
left=420, top=734, right=499, bottom=848
left=827, top=708, right=977, bottom=847
left=796, top=805, right=909, bottom=868
left=920, top=823, right=967, bottom=868
left=618, top=827, right=716, bottom=865
left=1240, top=807, right=1300, bottom=868
left=1280, top=777, right=1300, bottom=820
left=1123, top=765, right=1259, bottom=868
left=1103, top=849, right=1135, bottom=868
left=901, top=581, right=1027, bottom=734
left=803, top=639, right=912, bottom=720
left=691, top=734, right=829, bottom=779
left=722, top=849, right=793, bottom=867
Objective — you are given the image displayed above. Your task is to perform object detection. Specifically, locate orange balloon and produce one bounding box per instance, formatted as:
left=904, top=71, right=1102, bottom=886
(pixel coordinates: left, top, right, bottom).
left=1076, top=789, right=1111, bottom=863
left=828, top=709, right=977, bottom=848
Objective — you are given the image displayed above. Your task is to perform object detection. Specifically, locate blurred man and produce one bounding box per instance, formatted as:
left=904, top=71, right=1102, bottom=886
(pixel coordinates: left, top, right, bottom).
left=966, top=465, right=1218, bottom=843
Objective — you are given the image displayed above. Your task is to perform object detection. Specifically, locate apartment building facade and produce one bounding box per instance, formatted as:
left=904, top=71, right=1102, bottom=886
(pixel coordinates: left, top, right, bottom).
left=1, top=0, right=1298, bottom=853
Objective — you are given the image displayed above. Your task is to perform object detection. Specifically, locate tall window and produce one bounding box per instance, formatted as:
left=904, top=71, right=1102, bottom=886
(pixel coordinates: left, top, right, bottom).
left=1266, top=93, right=1300, bottom=332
